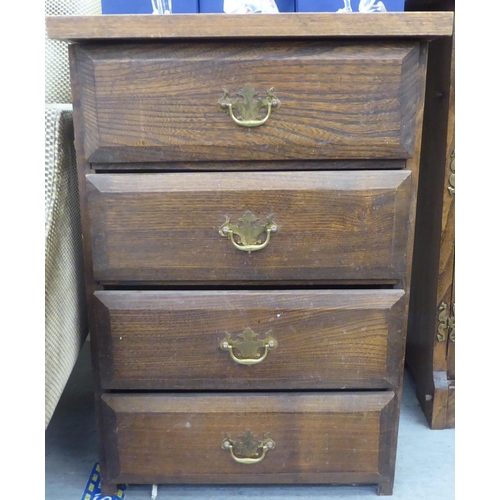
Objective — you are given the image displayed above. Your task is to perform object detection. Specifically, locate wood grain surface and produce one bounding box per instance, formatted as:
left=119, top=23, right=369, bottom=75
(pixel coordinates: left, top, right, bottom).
left=100, top=392, right=395, bottom=485
left=46, top=13, right=454, bottom=42
left=58, top=9, right=444, bottom=492
left=441, top=35, right=455, bottom=387
left=405, top=0, right=454, bottom=428
left=94, top=289, right=405, bottom=390
left=73, top=41, right=421, bottom=162
left=86, top=170, right=412, bottom=283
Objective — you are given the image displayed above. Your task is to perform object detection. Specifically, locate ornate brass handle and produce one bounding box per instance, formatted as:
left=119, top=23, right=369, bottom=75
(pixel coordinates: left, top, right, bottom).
left=219, top=84, right=281, bottom=128
left=219, top=211, right=278, bottom=254
left=220, top=328, right=278, bottom=365
left=221, top=431, right=275, bottom=465
left=448, top=150, right=455, bottom=195
left=437, top=302, right=455, bottom=342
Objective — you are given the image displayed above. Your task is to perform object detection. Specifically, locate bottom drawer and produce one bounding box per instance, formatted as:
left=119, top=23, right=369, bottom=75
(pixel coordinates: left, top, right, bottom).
left=101, top=392, right=396, bottom=486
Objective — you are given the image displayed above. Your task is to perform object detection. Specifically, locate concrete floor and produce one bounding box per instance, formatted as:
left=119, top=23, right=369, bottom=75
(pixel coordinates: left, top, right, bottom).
left=45, top=342, right=455, bottom=500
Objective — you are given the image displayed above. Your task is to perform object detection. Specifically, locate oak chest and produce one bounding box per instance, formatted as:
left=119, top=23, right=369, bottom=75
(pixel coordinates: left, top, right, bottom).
left=47, top=12, right=453, bottom=496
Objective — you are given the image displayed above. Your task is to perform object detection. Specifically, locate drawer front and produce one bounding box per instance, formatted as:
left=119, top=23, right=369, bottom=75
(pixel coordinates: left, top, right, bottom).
left=87, top=170, right=412, bottom=283
left=101, top=392, right=395, bottom=485
left=74, top=41, right=422, bottom=163
left=94, top=290, right=405, bottom=390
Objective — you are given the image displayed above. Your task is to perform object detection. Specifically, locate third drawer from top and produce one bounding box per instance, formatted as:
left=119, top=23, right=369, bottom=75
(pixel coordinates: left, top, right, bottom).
left=93, top=289, right=405, bottom=390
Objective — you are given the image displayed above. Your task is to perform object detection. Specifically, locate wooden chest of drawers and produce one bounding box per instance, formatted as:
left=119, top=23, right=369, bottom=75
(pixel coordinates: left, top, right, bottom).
left=47, top=12, right=453, bottom=496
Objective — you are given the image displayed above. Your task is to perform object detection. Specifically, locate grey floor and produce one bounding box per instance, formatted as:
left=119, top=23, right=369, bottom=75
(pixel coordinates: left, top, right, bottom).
left=45, top=342, right=454, bottom=500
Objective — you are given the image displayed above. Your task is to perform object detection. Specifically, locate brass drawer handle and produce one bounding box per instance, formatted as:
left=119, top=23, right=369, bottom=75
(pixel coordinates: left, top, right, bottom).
left=221, top=431, right=276, bottom=465
left=219, top=210, right=278, bottom=254
left=218, top=84, right=281, bottom=128
left=220, top=328, right=278, bottom=365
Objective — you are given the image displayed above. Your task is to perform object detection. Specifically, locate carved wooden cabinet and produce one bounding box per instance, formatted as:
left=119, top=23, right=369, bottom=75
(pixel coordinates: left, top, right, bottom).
left=405, top=0, right=455, bottom=430
left=46, top=13, right=453, bottom=495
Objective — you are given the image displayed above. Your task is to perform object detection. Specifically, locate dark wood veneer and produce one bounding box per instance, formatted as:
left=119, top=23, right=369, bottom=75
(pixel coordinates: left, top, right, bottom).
left=101, top=392, right=395, bottom=485
left=46, top=12, right=454, bottom=42
left=74, top=41, right=420, bottom=163
left=94, top=289, right=405, bottom=390
left=405, top=0, right=455, bottom=430
left=46, top=11, right=453, bottom=496
left=86, top=170, right=412, bottom=283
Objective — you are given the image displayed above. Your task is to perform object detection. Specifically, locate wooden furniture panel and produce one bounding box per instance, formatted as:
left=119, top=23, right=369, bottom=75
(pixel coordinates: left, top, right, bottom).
left=94, top=289, right=405, bottom=390
left=101, top=392, right=395, bottom=485
left=46, top=11, right=454, bottom=496
left=405, top=0, right=455, bottom=430
left=45, top=12, right=454, bottom=41
left=74, top=42, right=421, bottom=163
left=86, top=170, right=412, bottom=283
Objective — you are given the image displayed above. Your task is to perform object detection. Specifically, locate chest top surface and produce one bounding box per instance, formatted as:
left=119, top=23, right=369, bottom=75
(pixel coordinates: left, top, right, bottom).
left=46, top=12, right=453, bottom=42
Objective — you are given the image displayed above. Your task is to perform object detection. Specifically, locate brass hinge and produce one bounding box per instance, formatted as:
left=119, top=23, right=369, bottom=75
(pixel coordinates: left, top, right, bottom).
left=448, top=150, right=455, bottom=195
left=437, top=302, right=455, bottom=342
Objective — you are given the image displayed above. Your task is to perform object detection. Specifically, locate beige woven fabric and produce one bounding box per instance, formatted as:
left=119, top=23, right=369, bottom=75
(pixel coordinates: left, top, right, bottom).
left=45, top=0, right=100, bottom=428
left=45, top=105, right=88, bottom=429
left=45, top=0, right=102, bottom=103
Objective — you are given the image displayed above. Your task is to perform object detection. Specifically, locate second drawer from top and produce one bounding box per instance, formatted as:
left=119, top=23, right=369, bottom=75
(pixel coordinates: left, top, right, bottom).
left=86, top=170, right=412, bottom=284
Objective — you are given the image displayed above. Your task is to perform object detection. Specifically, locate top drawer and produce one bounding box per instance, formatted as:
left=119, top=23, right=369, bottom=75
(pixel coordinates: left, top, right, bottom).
left=72, top=41, right=423, bottom=164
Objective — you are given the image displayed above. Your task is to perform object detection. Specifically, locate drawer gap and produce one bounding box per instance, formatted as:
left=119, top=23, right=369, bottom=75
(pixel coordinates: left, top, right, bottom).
left=100, top=283, right=399, bottom=291
left=91, top=160, right=407, bottom=173
left=103, top=388, right=395, bottom=395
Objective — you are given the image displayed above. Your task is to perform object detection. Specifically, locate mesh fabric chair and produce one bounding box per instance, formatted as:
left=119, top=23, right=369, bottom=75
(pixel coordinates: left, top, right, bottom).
left=45, top=0, right=101, bottom=429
